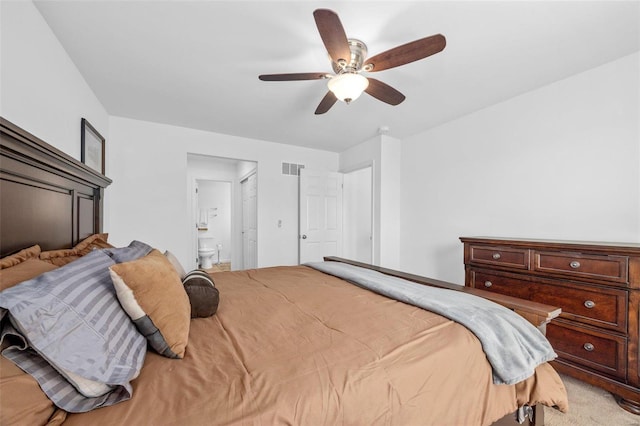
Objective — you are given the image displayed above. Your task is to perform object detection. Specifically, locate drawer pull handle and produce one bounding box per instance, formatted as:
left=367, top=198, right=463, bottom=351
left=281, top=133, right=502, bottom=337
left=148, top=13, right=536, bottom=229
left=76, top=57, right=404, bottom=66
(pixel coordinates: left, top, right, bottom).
left=492, top=253, right=501, bottom=260
left=583, top=343, right=595, bottom=352
left=584, top=300, right=596, bottom=309
left=570, top=260, right=581, bottom=269
left=484, top=281, right=493, bottom=288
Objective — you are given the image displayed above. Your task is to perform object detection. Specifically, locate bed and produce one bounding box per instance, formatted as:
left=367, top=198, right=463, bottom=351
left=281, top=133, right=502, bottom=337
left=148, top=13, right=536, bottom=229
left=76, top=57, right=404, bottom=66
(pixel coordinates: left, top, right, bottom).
left=0, top=117, right=568, bottom=426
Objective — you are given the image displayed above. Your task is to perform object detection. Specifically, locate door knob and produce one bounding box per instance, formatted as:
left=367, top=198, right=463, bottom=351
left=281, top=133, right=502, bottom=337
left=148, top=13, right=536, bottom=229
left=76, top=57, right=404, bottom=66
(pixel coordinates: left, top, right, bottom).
left=301, top=235, right=307, bottom=239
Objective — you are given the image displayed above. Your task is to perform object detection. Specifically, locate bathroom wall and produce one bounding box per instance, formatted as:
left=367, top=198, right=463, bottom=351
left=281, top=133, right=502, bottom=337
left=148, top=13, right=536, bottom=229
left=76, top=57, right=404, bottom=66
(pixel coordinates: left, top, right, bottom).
left=197, top=180, right=231, bottom=264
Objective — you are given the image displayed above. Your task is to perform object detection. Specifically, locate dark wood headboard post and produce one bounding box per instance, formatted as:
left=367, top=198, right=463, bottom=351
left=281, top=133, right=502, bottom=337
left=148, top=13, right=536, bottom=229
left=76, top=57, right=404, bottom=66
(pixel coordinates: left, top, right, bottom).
left=97, top=187, right=105, bottom=237
left=0, top=117, right=112, bottom=256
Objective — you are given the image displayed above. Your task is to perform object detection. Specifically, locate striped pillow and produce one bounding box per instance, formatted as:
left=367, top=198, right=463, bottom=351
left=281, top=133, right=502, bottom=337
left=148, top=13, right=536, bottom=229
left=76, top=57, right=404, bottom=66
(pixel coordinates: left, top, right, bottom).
left=0, top=241, right=152, bottom=412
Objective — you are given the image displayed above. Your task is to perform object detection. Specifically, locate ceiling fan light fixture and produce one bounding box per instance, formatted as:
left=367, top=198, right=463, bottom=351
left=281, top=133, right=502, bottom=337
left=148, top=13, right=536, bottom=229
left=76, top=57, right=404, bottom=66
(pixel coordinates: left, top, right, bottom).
left=258, top=10, right=445, bottom=114
left=327, top=73, right=369, bottom=104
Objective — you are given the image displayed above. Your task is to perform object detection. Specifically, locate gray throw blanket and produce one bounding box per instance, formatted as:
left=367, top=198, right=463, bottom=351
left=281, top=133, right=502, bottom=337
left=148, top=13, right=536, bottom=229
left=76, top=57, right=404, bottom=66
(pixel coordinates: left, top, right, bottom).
left=306, top=261, right=557, bottom=385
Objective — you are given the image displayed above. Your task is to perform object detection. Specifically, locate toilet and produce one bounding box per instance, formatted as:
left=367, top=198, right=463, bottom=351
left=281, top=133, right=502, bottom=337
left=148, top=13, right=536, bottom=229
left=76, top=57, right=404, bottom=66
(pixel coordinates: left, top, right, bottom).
left=198, top=237, right=216, bottom=269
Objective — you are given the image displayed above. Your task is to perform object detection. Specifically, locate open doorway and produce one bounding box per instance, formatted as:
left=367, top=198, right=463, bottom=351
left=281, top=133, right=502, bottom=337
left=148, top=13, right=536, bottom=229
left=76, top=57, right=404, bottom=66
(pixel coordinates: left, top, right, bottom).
left=343, top=166, right=373, bottom=263
left=196, top=180, right=231, bottom=269
left=187, top=154, right=257, bottom=271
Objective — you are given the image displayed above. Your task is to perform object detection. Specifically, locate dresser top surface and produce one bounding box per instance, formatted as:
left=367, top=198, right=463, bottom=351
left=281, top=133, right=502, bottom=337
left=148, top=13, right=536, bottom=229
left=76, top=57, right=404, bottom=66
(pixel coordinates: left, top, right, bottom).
left=460, top=236, right=640, bottom=253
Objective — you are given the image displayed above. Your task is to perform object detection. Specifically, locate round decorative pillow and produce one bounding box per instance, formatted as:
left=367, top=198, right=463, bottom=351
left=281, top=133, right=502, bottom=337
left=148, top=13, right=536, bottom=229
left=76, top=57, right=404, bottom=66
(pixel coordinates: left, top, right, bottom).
left=182, top=270, right=220, bottom=318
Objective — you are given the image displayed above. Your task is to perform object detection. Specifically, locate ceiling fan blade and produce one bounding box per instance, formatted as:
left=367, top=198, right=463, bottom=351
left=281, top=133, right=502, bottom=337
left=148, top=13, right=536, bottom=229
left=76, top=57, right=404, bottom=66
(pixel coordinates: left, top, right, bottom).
left=364, top=78, right=406, bottom=106
left=313, top=9, right=351, bottom=64
left=315, top=91, right=338, bottom=115
left=365, top=34, right=446, bottom=72
left=259, top=73, right=328, bottom=81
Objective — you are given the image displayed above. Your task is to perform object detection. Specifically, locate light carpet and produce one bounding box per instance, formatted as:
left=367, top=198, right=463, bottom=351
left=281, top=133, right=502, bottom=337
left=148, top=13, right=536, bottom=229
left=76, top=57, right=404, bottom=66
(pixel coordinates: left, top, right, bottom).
left=545, top=374, right=639, bottom=425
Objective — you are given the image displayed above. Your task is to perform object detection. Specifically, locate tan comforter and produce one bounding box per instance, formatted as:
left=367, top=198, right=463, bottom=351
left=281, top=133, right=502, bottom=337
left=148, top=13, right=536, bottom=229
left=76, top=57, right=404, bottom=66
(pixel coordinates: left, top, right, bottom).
left=61, top=265, right=567, bottom=426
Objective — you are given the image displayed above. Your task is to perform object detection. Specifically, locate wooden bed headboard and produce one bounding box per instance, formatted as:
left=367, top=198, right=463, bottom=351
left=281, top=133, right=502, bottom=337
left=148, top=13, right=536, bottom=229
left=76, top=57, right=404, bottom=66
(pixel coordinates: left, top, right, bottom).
left=0, top=117, right=112, bottom=257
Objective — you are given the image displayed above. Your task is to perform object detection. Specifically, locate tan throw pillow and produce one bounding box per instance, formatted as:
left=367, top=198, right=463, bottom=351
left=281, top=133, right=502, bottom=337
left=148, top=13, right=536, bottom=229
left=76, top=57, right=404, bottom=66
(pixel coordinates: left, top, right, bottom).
left=109, top=249, right=191, bottom=358
left=0, top=259, right=59, bottom=291
left=0, top=245, right=41, bottom=269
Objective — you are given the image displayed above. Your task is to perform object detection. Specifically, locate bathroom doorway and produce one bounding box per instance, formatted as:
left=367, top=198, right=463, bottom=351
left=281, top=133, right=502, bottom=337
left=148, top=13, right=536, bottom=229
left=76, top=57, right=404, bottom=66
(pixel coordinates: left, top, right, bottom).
left=196, top=179, right=231, bottom=269
left=187, top=154, right=258, bottom=271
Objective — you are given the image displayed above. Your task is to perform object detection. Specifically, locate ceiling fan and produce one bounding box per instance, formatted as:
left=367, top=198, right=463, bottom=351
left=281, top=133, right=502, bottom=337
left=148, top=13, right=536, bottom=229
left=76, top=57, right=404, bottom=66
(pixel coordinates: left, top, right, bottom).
left=259, top=9, right=446, bottom=115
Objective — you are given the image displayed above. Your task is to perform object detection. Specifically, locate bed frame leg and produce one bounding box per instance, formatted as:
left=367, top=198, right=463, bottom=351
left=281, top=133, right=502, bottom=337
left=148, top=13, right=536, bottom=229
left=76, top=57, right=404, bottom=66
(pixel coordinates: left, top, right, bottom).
left=491, top=404, right=544, bottom=426
left=532, top=405, right=544, bottom=426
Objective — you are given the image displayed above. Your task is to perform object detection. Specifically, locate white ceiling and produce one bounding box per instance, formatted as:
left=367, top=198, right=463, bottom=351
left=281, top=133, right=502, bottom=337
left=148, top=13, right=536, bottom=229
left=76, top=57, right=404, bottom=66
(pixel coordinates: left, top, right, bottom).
left=34, top=1, right=639, bottom=152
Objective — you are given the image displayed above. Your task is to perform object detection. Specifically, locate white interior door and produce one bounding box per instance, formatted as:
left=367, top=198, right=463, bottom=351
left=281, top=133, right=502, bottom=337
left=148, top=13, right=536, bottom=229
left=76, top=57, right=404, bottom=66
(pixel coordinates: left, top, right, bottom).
left=241, top=173, right=257, bottom=269
left=299, top=169, right=343, bottom=263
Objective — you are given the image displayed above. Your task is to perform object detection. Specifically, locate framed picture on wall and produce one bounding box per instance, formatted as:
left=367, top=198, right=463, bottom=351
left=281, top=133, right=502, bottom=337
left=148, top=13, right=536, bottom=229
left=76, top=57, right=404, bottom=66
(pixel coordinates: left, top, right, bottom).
left=81, top=118, right=105, bottom=175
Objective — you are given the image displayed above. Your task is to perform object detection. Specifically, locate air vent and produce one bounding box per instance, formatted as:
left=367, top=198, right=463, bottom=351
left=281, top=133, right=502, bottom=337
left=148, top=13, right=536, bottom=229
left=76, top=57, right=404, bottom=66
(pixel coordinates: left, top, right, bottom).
left=282, top=162, right=305, bottom=176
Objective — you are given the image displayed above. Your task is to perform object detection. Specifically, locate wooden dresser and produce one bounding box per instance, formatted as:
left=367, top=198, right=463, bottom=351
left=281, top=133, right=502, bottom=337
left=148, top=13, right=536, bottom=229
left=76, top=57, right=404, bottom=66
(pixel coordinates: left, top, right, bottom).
left=460, top=236, right=640, bottom=413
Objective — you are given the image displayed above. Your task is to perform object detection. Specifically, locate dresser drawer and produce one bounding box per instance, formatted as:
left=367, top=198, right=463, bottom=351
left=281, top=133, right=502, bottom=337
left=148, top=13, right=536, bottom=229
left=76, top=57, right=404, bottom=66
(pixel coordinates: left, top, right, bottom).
left=547, top=320, right=626, bottom=379
left=468, top=245, right=529, bottom=270
left=534, top=251, right=628, bottom=285
left=469, top=270, right=531, bottom=299
left=470, top=270, right=627, bottom=332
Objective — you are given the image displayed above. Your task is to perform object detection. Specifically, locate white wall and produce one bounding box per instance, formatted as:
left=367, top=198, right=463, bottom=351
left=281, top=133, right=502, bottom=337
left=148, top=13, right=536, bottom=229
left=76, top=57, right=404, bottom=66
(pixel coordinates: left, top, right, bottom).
left=108, top=116, right=338, bottom=270
left=400, top=52, right=640, bottom=285
left=379, top=136, right=401, bottom=269
left=0, top=0, right=108, bottom=162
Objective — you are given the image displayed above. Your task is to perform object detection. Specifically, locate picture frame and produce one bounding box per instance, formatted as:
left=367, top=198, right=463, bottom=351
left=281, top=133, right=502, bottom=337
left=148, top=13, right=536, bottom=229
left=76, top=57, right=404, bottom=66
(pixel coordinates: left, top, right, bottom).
left=81, top=118, right=105, bottom=175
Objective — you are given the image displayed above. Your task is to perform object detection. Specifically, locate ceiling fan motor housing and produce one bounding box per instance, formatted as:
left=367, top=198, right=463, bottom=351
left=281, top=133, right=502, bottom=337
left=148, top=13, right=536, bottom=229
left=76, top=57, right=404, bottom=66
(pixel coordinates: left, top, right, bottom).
left=332, top=39, right=369, bottom=74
